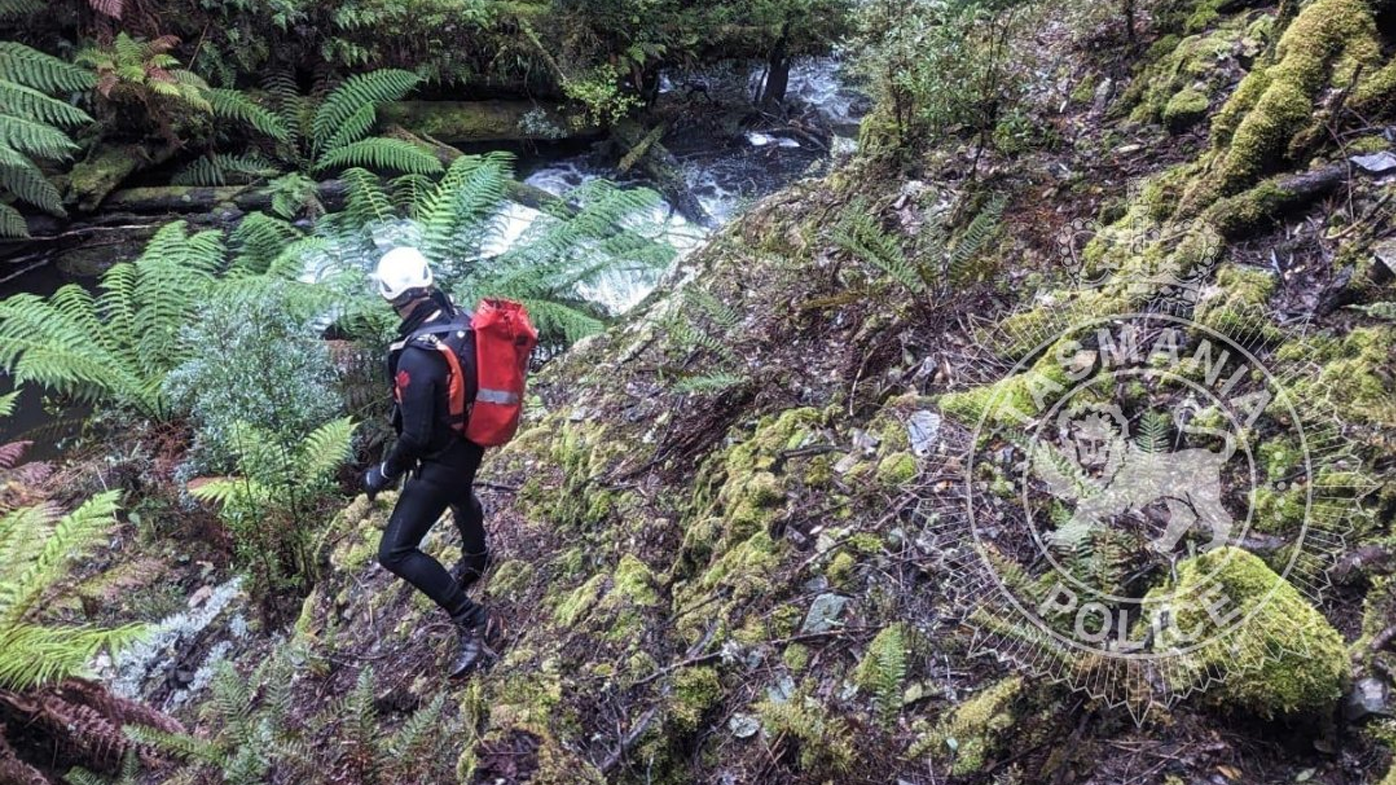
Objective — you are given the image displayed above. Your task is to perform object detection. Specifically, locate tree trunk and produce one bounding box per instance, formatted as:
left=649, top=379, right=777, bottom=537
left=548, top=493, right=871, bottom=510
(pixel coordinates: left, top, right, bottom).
left=612, top=120, right=715, bottom=228
left=60, top=140, right=177, bottom=213
left=379, top=100, right=601, bottom=144
left=759, top=23, right=792, bottom=107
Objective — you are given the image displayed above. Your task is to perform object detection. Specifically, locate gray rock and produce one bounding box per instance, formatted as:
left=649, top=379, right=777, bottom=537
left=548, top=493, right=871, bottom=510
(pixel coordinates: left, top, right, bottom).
left=1373, top=239, right=1396, bottom=279
left=1351, top=151, right=1396, bottom=174
left=1344, top=676, right=1390, bottom=722
left=766, top=673, right=796, bottom=704
left=907, top=410, right=942, bottom=457
left=801, top=593, right=849, bottom=634
left=729, top=713, right=760, bottom=738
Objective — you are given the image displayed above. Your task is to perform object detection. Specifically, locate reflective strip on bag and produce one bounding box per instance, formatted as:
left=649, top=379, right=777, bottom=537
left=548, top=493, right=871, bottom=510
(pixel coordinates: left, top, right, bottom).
left=476, top=388, right=520, bottom=405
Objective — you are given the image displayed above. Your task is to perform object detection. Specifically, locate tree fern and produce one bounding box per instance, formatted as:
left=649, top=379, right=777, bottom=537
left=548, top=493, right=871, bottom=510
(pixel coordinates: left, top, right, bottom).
left=310, top=69, right=419, bottom=154
left=0, top=41, right=94, bottom=94
left=312, top=137, right=442, bottom=175
left=0, top=491, right=147, bottom=691
left=0, top=42, right=92, bottom=235
left=208, top=87, right=290, bottom=142
left=172, top=152, right=281, bottom=186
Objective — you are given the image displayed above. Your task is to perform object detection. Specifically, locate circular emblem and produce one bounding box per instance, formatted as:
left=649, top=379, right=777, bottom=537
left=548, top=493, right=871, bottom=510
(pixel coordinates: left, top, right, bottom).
left=951, top=311, right=1353, bottom=716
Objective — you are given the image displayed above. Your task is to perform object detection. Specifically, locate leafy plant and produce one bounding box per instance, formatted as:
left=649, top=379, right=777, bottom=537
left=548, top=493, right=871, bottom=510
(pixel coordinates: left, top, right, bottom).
left=0, top=222, right=222, bottom=419
left=833, top=194, right=1005, bottom=295
left=855, top=623, right=909, bottom=729
left=164, top=281, right=343, bottom=476
left=130, top=656, right=457, bottom=785
left=190, top=417, right=356, bottom=605
left=0, top=41, right=95, bottom=236
left=75, top=33, right=211, bottom=142
left=326, top=154, right=675, bottom=348
left=175, top=69, right=439, bottom=188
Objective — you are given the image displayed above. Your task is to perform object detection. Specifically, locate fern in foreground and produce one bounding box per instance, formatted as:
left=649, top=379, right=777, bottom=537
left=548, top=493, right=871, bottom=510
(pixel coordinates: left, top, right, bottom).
left=0, top=491, right=145, bottom=690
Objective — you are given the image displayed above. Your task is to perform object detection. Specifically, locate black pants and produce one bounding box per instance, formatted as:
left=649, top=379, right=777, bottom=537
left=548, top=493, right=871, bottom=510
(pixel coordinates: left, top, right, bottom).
left=377, top=440, right=487, bottom=627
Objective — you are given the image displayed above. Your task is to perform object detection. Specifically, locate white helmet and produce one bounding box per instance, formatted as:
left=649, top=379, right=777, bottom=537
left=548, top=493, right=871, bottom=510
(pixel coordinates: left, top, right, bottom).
left=375, top=247, right=434, bottom=302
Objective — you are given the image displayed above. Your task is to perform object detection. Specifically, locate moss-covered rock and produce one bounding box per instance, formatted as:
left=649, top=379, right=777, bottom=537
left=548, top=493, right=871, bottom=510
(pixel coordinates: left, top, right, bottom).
left=1193, top=264, right=1281, bottom=343
left=1163, top=87, right=1211, bottom=131
left=1144, top=547, right=1347, bottom=718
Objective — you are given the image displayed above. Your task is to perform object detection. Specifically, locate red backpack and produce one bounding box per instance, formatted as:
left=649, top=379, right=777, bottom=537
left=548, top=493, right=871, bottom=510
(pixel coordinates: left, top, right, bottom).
left=406, top=298, right=537, bottom=448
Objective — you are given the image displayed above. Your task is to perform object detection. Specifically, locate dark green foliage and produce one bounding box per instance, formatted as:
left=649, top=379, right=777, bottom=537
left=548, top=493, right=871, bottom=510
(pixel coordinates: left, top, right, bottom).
left=0, top=41, right=94, bottom=235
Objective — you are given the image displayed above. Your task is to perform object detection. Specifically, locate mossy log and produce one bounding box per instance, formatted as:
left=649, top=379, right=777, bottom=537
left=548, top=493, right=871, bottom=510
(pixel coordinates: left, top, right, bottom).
left=613, top=120, right=715, bottom=228
left=1205, top=161, right=1346, bottom=238
left=379, top=100, right=600, bottom=143
left=61, top=141, right=177, bottom=213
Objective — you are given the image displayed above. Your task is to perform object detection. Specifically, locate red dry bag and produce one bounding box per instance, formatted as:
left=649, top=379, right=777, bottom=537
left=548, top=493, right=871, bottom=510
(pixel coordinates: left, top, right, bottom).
left=464, top=298, right=537, bottom=447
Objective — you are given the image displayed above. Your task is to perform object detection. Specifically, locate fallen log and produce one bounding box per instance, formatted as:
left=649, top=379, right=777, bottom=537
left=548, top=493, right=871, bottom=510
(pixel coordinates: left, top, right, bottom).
left=61, top=141, right=178, bottom=213
left=613, top=120, right=714, bottom=228
left=383, top=125, right=572, bottom=214
left=380, top=100, right=600, bottom=144
left=1205, top=162, right=1347, bottom=239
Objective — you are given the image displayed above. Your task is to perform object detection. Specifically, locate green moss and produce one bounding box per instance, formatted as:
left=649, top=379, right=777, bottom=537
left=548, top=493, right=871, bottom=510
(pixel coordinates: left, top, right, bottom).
left=554, top=574, right=606, bottom=626
left=669, top=666, right=724, bottom=735
left=1144, top=547, right=1347, bottom=718
left=1278, top=326, right=1396, bottom=427
left=1257, top=437, right=1302, bottom=479
left=610, top=554, right=660, bottom=607
left=908, top=676, right=1022, bottom=775
left=783, top=643, right=811, bottom=673
left=876, top=451, right=918, bottom=487
left=756, top=693, right=855, bottom=775
left=1203, top=178, right=1295, bottom=238
left=1211, top=0, right=1381, bottom=194
left=1163, top=87, right=1211, bottom=131
left=1353, top=57, right=1396, bottom=115
left=1347, top=134, right=1391, bottom=154
left=489, top=559, right=535, bottom=597
left=825, top=550, right=858, bottom=590
left=1193, top=264, right=1281, bottom=343
left=940, top=338, right=1081, bottom=425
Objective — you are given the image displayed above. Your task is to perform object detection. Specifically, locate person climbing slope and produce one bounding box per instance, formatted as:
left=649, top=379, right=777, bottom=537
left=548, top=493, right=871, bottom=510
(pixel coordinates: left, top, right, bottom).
left=361, top=246, right=537, bottom=678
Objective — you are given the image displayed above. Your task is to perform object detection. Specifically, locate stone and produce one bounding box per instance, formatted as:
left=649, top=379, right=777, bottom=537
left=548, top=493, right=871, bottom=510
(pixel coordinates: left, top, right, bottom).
left=729, top=713, right=760, bottom=738
left=1373, top=239, right=1396, bottom=279
left=1343, top=676, right=1390, bottom=722
left=801, top=593, right=849, bottom=634
left=907, top=410, right=942, bottom=457
left=1351, top=151, right=1396, bottom=174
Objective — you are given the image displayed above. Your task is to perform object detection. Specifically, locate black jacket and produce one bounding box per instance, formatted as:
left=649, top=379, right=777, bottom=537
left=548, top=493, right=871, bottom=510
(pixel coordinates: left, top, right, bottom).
left=383, top=296, right=474, bottom=478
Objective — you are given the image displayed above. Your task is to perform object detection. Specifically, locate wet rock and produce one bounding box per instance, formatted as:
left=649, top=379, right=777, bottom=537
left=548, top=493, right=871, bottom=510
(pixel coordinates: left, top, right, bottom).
left=801, top=593, right=849, bottom=634
left=1351, top=151, right=1396, bottom=175
left=1343, top=676, right=1390, bottom=722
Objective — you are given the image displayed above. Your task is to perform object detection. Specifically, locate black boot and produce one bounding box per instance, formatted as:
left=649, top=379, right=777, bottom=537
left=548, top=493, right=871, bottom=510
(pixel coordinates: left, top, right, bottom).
left=449, top=609, right=493, bottom=678
left=449, top=550, right=491, bottom=592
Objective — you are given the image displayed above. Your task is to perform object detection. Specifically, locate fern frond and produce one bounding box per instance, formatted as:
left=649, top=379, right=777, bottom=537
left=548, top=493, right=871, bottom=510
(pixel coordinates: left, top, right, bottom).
left=1135, top=410, right=1171, bottom=453
left=340, top=167, right=394, bottom=225
left=0, top=0, right=44, bottom=18
left=172, top=152, right=281, bottom=186
left=946, top=195, right=1005, bottom=284
left=0, top=143, right=65, bottom=214
left=208, top=87, right=290, bottom=142
left=310, top=69, right=419, bottom=152
left=0, top=79, right=92, bottom=126
left=834, top=201, right=926, bottom=294
left=313, top=136, right=442, bottom=175
left=684, top=288, right=741, bottom=333
left=671, top=371, right=747, bottom=394
left=0, top=490, right=121, bottom=627
left=295, top=416, right=356, bottom=483
left=0, top=202, right=27, bottom=237
left=0, top=112, right=78, bottom=159
left=0, top=389, right=18, bottom=417
left=0, top=42, right=95, bottom=93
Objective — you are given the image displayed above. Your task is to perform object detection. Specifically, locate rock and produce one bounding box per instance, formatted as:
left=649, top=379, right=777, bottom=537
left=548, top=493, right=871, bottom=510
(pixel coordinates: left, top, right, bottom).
left=729, top=713, right=760, bottom=738
left=187, top=585, right=215, bottom=608
left=1372, top=239, right=1396, bottom=281
left=907, top=410, right=942, bottom=457
left=766, top=674, right=796, bottom=704
left=1090, top=77, right=1114, bottom=116
left=801, top=593, right=849, bottom=634
left=1343, top=676, right=1390, bottom=722
left=1350, top=151, right=1396, bottom=175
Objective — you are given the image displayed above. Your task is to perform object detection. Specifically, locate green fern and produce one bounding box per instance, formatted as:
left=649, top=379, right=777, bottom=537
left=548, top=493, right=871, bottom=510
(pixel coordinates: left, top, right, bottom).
left=1135, top=409, right=1171, bottom=453
left=855, top=624, right=909, bottom=729
left=310, top=69, right=419, bottom=154
left=312, top=137, right=442, bottom=175
left=671, top=371, right=748, bottom=394
left=834, top=200, right=927, bottom=294
left=945, top=195, right=1005, bottom=284
left=0, top=491, right=146, bottom=690
left=208, top=87, right=290, bottom=142
left=172, top=152, right=281, bottom=186
left=0, top=42, right=92, bottom=235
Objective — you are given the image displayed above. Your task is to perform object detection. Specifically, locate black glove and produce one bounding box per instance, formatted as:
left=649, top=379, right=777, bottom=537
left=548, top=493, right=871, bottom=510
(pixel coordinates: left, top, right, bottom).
left=363, top=462, right=398, bottom=501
